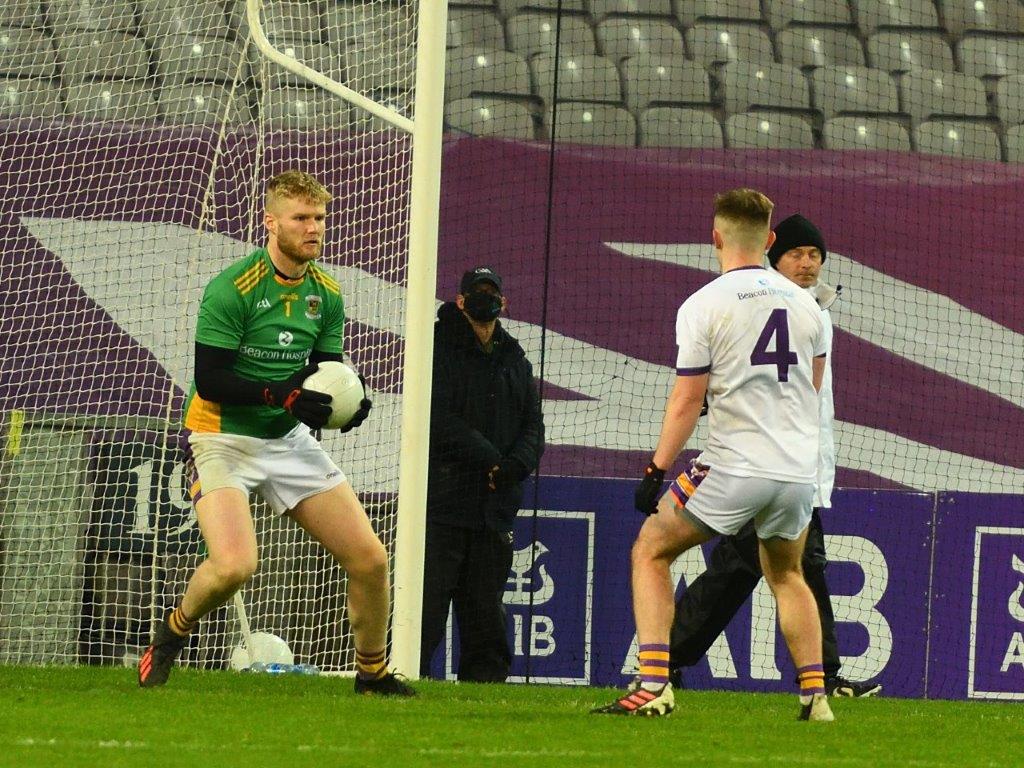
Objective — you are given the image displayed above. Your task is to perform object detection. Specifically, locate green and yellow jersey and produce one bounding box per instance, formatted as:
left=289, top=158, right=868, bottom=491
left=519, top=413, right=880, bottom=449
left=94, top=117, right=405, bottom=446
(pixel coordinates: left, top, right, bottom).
left=183, top=248, right=344, bottom=438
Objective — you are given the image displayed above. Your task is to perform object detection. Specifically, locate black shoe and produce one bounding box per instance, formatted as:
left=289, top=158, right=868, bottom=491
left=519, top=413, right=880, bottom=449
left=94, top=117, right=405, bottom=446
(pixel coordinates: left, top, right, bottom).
left=138, top=618, right=189, bottom=688
left=825, top=676, right=882, bottom=698
left=669, top=666, right=684, bottom=689
left=354, top=671, right=417, bottom=697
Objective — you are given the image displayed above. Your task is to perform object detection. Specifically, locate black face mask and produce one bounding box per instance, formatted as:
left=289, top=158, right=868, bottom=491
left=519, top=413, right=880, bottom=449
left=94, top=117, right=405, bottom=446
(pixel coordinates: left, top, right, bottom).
left=463, top=291, right=502, bottom=323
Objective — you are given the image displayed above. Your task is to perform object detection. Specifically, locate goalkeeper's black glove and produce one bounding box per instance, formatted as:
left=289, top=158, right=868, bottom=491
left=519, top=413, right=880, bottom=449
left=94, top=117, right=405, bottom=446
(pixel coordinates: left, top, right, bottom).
left=263, top=362, right=332, bottom=429
left=339, top=375, right=372, bottom=434
left=634, top=461, right=666, bottom=516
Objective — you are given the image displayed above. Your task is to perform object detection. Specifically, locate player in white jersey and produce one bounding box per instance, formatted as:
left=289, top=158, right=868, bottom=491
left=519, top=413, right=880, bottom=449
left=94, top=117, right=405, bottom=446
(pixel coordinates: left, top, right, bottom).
left=593, top=189, right=834, bottom=721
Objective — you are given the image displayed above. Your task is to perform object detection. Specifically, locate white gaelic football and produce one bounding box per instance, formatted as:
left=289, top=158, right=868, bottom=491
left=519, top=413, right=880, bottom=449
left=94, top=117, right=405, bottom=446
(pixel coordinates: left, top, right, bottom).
left=302, top=360, right=365, bottom=429
left=229, top=632, right=294, bottom=670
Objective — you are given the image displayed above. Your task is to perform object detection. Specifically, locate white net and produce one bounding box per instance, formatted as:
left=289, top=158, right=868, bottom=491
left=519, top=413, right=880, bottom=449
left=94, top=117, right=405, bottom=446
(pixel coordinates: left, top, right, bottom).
left=0, top=0, right=417, bottom=672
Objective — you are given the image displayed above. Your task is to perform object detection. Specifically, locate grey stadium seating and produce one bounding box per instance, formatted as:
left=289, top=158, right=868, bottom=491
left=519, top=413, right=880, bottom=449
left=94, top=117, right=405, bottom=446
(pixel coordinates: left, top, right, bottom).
left=1004, top=124, right=1024, bottom=162
left=588, top=0, right=674, bottom=20
left=47, top=0, right=136, bottom=35
left=822, top=116, right=912, bottom=150
left=854, top=0, right=940, bottom=35
left=719, top=61, right=812, bottom=113
left=445, top=49, right=533, bottom=102
left=914, top=120, right=1002, bottom=161
left=810, top=65, right=900, bottom=118
left=620, top=55, right=712, bottom=111
left=767, top=0, right=854, bottom=30
left=0, top=77, right=64, bottom=118
left=232, top=0, right=322, bottom=43
left=595, top=18, right=686, bottom=64
left=546, top=101, right=636, bottom=145
left=638, top=107, right=723, bottom=148
left=687, top=23, right=776, bottom=66
left=324, top=4, right=416, bottom=47
left=249, top=42, right=341, bottom=88
left=345, top=42, right=416, bottom=93
left=940, top=0, right=1024, bottom=37
left=138, top=0, right=227, bottom=41
left=530, top=53, right=622, bottom=104
left=155, top=35, right=245, bottom=86
left=63, top=80, right=160, bottom=122
left=0, top=27, right=57, bottom=78
left=957, top=36, right=1024, bottom=78
left=448, top=9, right=506, bottom=51
left=506, top=12, right=596, bottom=59
left=725, top=111, right=816, bottom=148
left=263, top=85, right=352, bottom=130
left=54, top=31, right=149, bottom=83
left=777, top=27, right=867, bottom=69
left=446, top=97, right=536, bottom=139
left=867, top=31, right=955, bottom=72
left=159, top=82, right=251, bottom=125
left=899, top=69, right=988, bottom=122
left=995, top=73, right=1024, bottom=125
left=674, top=0, right=763, bottom=27
left=495, top=0, right=586, bottom=16
left=2, top=0, right=47, bottom=28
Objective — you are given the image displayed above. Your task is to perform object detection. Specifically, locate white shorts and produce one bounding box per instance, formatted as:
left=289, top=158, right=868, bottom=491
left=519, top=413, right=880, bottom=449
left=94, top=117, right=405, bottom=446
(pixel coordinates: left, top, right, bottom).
left=665, top=462, right=813, bottom=540
left=188, top=424, right=346, bottom=515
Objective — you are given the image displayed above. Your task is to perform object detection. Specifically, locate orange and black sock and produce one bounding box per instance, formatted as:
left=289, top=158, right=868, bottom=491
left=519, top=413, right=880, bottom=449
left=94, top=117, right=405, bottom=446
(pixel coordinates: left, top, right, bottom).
left=167, top=606, right=198, bottom=637
left=355, top=648, right=388, bottom=681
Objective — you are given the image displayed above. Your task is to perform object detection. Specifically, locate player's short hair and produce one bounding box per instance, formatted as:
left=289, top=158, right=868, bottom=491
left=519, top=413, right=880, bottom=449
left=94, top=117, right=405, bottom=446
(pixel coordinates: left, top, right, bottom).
left=266, top=170, right=333, bottom=210
left=713, top=188, right=774, bottom=251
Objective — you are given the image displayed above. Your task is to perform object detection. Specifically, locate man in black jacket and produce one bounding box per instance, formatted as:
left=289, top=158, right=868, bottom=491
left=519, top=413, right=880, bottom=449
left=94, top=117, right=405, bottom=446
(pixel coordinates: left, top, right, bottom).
left=419, top=266, right=545, bottom=682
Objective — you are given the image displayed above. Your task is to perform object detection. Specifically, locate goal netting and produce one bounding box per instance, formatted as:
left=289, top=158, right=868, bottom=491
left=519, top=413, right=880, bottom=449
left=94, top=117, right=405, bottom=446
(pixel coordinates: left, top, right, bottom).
left=0, top=0, right=417, bottom=672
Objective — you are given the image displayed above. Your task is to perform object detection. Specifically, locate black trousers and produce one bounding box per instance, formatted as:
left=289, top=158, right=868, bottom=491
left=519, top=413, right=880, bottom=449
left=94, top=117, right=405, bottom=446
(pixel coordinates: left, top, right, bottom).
left=669, top=508, right=841, bottom=678
left=419, top=521, right=515, bottom=682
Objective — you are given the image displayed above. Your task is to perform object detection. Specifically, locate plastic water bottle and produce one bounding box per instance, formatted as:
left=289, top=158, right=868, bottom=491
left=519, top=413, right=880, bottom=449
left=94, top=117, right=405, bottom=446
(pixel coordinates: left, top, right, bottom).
left=246, top=662, right=320, bottom=675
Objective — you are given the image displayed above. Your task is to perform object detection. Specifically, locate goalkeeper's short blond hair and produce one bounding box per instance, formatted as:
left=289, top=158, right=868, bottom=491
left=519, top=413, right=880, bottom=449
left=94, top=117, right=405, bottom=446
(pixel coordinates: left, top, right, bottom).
left=266, top=170, right=333, bottom=210
left=713, top=188, right=774, bottom=252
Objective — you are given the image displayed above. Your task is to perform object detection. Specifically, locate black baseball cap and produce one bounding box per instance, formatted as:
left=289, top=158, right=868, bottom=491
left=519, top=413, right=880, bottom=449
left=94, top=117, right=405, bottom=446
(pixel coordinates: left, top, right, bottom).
left=459, top=266, right=503, bottom=294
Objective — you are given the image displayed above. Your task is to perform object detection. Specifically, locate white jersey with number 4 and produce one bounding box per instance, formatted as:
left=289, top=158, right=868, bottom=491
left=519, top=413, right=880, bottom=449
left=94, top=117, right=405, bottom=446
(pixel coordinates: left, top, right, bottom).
left=675, top=266, right=827, bottom=483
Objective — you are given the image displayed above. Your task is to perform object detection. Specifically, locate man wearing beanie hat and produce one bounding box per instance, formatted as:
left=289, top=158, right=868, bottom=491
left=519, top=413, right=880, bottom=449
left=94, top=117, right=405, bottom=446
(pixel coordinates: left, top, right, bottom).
left=667, top=214, right=882, bottom=699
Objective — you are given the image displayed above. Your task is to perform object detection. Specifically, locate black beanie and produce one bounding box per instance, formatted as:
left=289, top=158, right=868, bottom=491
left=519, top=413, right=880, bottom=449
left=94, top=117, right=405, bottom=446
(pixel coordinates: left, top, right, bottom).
left=766, top=214, right=827, bottom=268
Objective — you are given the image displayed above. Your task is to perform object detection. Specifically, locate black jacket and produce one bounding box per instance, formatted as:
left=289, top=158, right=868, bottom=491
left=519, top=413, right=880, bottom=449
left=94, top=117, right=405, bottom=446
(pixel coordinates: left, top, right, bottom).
left=427, top=302, right=545, bottom=532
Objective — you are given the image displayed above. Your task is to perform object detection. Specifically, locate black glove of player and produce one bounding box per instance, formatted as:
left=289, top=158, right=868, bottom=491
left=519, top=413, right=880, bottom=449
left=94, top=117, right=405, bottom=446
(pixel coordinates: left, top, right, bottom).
left=634, top=461, right=666, bottom=516
left=489, top=457, right=528, bottom=491
left=263, top=362, right=332, bottom=429
left=339, top=375, right=372, bottom=433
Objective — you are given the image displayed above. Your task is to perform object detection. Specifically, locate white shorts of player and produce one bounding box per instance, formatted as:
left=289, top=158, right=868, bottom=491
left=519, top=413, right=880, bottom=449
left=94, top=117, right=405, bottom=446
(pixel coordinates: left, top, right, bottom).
left=681, top=468, right=814, bottom=541
left=189, top=424, right=346, bottom=515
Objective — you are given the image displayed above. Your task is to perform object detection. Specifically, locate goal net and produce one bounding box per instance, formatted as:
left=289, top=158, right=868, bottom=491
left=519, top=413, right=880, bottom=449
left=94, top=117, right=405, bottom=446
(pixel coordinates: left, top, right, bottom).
left=0, top=0, right=418, bottom=672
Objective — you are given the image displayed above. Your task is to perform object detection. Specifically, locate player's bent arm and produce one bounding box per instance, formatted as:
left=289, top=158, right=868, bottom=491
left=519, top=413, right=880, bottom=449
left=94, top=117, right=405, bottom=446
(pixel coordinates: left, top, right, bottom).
left=193, top=342, right=316, bottom=406
left=812, top=354, right=826, bottom=393
left=652, top=373, right=708, bottom=470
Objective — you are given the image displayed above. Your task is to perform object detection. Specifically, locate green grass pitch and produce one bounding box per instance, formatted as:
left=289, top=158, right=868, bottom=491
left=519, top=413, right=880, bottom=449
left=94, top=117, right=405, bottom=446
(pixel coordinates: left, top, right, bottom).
left=1, top=666, right=1021, bottom=768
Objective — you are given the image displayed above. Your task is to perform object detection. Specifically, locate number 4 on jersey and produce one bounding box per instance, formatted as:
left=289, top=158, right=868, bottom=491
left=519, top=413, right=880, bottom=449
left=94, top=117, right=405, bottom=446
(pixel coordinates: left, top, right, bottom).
left=750, top=308, right=798, bottom=382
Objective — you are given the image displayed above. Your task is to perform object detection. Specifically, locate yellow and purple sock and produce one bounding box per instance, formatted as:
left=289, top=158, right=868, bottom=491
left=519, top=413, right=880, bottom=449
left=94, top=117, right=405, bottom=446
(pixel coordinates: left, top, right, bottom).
left=797, top=663, right=825, bottom=702
left=167, top=606, right=197, bottom=637
left=355, top=648, right=388, bottom=681
left=638, top=644, right=671, bottom=690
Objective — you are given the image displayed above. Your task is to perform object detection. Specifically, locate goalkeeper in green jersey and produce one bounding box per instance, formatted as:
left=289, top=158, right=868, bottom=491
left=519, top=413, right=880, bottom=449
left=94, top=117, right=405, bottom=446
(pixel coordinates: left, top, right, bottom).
left=139, top=171, right=413, bottom=696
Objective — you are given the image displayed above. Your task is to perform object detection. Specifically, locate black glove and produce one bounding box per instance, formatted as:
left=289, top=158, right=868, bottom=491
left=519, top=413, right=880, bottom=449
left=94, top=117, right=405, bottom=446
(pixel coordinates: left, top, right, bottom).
left=489, top=457, right=528, bottom=491
left=339, top=397, right=372, bottom=433
left=263, top=362, right=332, bottom=429
left=634, top=461, right=666, bottom=516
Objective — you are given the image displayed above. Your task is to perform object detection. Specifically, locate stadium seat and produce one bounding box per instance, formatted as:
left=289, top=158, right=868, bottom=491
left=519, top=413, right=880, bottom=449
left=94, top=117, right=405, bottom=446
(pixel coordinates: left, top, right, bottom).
left=506, top=12, right=596, bottom=59
left=588, top=0, right=674, bottom=20
left=620, top=54, right=712, bottom=111
left=1004, top=123, right=1024, bottom=161
left=638, top=107, right=723, bottom=147
left=674, top=0, right=762, bottom=26
left=159, top=82, right=250, bottom=125
left=496, top=0, right=586, bottom=16
left=0, top=27, right=57, bottom=78
left=54, top=31, right=149, bottom=83
left=810, top=65, right=899, bottom=118
left=155, top=35, right=245, bottom=86
left=48, top=0, right=136, bottom=35
left=351, top=89, right=413, bottom=133
left=63, top=80, right=160, bottom=122
left=767, top=0, right=853, bottom=30
left=940, top=0, right=1024, bottom=37
left=345, top=39, right=416, bottom=92
left=686, top=23, right=776, bottom=65
left=530, top=53, right=622, bottom=104
left=596, top=18, right=686, bottom=63
left=822, top=116, right=912, bottom=149
left=446, top=97, right=537, bottom=139
left=250, top=42, right=341, bottom=87
left=854, top=0, right=940, bottom=35
left=232, top=0, right=322, bottom=43
left=777, top=27, right=866, bottom=68
left=263, top=85, right=352, bottom=130
left=914, top=120, right=1002, bottom=160
left=547, top=101, right=636, bottom=145
left=725, top=111, right=815, bottom=147
left=448, top=9, right=506, bottom=51
left=867, top=31, right=955, bottom=72
left=995, top=74, right=1024, bottom=125
left=958, top=36, right=1024, bottom=78
left=3, top=0, right=46, bottom=28
left=719, top=61, right=812, bottom=113
left=445, top=49, right=533, bottom=101
left=899, top=69, right=987, bottom=122
left=0, top=76, right=63, bottom=118
left=325, top=4, right=416, bottom=48
left=138, top=0, right=227, bottom=40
